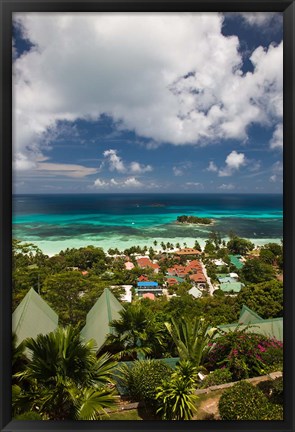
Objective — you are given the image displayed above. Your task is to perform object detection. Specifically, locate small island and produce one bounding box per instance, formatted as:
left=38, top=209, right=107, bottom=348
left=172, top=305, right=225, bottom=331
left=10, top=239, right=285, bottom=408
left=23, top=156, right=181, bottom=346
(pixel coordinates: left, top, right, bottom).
left=176, top=215, right=213, bottom=225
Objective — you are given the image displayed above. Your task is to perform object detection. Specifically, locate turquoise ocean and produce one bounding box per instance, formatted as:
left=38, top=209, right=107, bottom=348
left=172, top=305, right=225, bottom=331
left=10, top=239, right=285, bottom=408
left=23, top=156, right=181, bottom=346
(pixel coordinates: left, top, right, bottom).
left=13, top=193, right=283, bottom=256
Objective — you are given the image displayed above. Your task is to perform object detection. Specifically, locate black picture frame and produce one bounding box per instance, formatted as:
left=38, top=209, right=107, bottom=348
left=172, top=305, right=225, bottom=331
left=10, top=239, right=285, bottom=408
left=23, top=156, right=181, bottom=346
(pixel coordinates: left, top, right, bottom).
left=1, top=1, right=294, bottom=431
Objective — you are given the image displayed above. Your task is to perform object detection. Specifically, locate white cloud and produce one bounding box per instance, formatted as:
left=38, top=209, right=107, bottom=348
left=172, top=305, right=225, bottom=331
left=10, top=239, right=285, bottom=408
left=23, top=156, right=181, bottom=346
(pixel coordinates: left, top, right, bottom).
left=218, top=183, right=235, bottom=190
left=218, top=150, right=246, bottom=177
left=270, top=123, right=283, bottom=150
left=129, top=161, right=152, bottom=174
left=124, top=177, right=142, bottom=187
left=102, top=149, right=152, bottom=174
left=173, top=166, right=183, bottom=176
left=13, top=13, right=283, bottom=170
left=93, top=176, right=142, bottom=188
left=239, top=12, right=280, bottom=26
left=173, top=162, right=192, bottom=176
left=103, top=149, right=126, bottom=172
left=35, top=162, right=98, bottom=178
left=13, top=152, right=37, bottom=171
left=272, top=160, right=283, bottom=174
left=269, top=160, right=283, bottom=183
left=207, top=161, right=218, bottom=172
left=94, top=178, right=108, bottom=187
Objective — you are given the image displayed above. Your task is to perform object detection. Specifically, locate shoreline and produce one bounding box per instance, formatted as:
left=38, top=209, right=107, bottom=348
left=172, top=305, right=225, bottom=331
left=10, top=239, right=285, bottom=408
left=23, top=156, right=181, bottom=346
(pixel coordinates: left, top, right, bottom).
left=17, top=236, right=283, bottom=258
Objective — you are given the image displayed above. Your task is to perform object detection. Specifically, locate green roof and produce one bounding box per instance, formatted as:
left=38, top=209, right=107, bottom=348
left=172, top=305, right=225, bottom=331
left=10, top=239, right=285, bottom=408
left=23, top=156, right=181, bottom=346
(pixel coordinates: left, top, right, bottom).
left=12, top=288, right=58, bottom=346
left=229, top=255, right=244, bottom=269
left=218, top=277, right=237, bottom=283
left=238, top=305, right=263, bottom=324
left=218, top=318, right=283, bottom=342
left=80, top=288, right=123, bottom=351
left=220, top=282, right=243, bottom=293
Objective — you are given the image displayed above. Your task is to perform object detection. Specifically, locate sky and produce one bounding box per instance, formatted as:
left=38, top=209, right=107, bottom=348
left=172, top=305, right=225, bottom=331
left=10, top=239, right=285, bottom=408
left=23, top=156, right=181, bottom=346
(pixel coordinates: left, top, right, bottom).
left=12, top=12, right=283, bottom=194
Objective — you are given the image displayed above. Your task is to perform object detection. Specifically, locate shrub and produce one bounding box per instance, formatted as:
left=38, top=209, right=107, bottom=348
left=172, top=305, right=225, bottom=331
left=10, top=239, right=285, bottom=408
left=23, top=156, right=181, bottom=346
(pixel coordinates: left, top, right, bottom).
left=201, top=368, right=233, bottom=388
left=218, top=380, right=283, bottom=420
left=156, top=360, right=198, bottom=420
left=15, top=411, right=43, bottom=420
left=115, top=360, right=173, bottom=405
left=204, top=328, right=283, bottom=381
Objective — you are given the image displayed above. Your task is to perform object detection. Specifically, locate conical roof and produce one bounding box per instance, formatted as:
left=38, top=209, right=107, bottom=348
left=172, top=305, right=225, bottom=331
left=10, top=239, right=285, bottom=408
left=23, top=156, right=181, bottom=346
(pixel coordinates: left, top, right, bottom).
left=238, top=305, right=263, bottom=324
left=80, top=288, right=123, bottom=351
left=12, top=288, right=58, bottom=345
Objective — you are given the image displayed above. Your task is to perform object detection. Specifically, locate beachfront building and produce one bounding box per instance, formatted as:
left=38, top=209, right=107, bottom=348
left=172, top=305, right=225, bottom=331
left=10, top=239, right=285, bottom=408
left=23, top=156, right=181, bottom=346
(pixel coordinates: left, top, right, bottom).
left=136, top=281, right=163, bottom=297
left=80, top=288, right=123, bottom=352
left=174, top=248, right=201, bottom=256
left=136, top=257, right=160, bottom=273
left=12, top=288, right=58, bottom=346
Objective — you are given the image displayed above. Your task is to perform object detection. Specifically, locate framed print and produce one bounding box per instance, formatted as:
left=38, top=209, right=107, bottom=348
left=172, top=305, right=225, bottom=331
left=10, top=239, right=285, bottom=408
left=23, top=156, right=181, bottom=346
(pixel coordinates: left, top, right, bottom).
left=1, top=1, right=294, bottom=432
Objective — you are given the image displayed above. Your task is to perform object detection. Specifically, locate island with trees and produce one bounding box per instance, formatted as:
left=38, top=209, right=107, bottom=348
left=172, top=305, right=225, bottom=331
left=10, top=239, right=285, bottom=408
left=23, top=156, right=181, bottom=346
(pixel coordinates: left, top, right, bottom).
left=176, top=215, right=213, bottom=225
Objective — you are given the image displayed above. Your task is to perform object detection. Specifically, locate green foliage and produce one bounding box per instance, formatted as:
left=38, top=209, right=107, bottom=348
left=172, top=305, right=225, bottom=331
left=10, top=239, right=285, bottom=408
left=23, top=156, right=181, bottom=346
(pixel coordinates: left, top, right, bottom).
left=259, top=248, right=276, bottom=264
left=14, top=411, right=43, bottom=420
left=218, top=380, right=283, bottom=420
left=115, top=359, right=173, bottom=405
left=165, top=316, right=217, bottom=368
left=208, top=231, right=222, bottom=249
left=58, top=245, right=106, bottom=270
left=263, top=242, right=283, bottom=258
left=237, top=280, right=283, bottom=319
left=194, top=240, right=201, bottom=251
left=204, top=327, right=283, bottom=381
left=156, top=360, right=198, bottom=420
left=14, top=326, right=117, bottom=420
left=204, top=241, right=216, bottom=256
left=241, top=258, right=275, bottom=283
left=227, top=236, right=254, bottom=255
left=201, top=368, right=233, bottom=388
left=104, top=303, right=167, bottom=360
left=42, top=272, right=109, bottom=325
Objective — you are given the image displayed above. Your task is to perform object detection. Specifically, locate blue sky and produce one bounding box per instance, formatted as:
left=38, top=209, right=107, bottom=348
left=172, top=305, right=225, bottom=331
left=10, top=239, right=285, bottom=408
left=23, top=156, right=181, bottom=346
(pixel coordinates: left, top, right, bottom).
left=12, top=12, right=283, bottom=194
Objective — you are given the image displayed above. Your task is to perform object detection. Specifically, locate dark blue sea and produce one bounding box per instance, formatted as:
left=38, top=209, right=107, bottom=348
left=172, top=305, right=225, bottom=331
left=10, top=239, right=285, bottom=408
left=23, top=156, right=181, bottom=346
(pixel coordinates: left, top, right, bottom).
left=12, top=193, right=283, bottom=255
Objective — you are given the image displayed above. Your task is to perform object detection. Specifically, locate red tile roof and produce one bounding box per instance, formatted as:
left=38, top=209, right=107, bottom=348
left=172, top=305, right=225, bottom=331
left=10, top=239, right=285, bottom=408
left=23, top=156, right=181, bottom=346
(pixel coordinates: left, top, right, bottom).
left=189, top=273, right=206, bottom=282
left=137, top=257, right=159, bottom=271
left=138, top=275, right=149, bottom=282
left=166, top=278, right=178, bottom=285
left=175, top=248, right=201, bottom=255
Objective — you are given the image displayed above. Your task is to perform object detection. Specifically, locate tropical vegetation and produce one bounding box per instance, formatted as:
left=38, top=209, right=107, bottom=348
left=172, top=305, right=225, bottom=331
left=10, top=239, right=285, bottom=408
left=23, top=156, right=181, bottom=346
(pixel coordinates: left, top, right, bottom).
left=13, top=326, right=117, bottom=420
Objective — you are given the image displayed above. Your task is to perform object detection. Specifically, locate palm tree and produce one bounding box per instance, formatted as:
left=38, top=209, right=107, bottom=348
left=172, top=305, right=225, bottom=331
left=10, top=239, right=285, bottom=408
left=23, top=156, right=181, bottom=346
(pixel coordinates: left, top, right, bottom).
left=156, top=360, right=199, bottom=420
left=104, top=304, right=165, bottom=360
left=14, top=326, right=117, bottom=420
left=165, top=317, right=217, bottom=369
